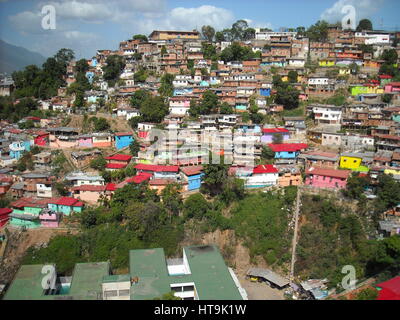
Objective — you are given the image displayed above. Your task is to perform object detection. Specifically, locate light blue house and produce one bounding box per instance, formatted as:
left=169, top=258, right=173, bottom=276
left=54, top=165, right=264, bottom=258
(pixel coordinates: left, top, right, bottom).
left=9, top=141, right=31, bottom=160
left=268, top=143, right=308, bottom=159
left=173, top=88, right=193, bottom=96
left=86, top=71, right=95, bottom=84
left=115, top=133, right=134, bottom=150
left=181, top=167, right=204, bottom=191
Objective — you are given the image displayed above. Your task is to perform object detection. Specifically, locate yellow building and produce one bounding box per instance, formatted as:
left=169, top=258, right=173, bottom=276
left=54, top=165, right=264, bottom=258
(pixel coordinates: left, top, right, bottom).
left=149, top=30, right=200, bottom=41
left=319, top=59, right=335, bottom=67
left=339, top=68, right=351, bottom=75
left=340, top=154, right=362, bottom=170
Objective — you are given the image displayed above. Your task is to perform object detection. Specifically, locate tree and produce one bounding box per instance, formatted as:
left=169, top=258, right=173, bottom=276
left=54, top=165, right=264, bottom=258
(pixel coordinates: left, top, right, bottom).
left=220, top=102, right=233, bottom=114
left=202, top=42, right=217, bottom=60
left=103, top=55, right=125, bottom=84
left=342, top=173, right=369, bottom=201
left=220, top=42, right=256, bottom=63
left=158, top=73, right=174, bottom=97
left=382, top=49, right=398, bottom=65
left=215, top=31, right=225, bottom=42
left=276, top=86, right=300, bottom=110
left=382, top=94, right=393, bottom=103
left=356, top=19, right=373, bottom=32
left=272, top=133, right=284, bottom=144
left=90, top=156, right=106, bottom=171
left=161, top=183, right=183, bottom=220
left=161, top=45, right=167, bottom=56
left=183, top=193, right=210, bottom=219
left=134, top=68, right=148, bottom=83
left=75, top=58, right=89, bottom=74
left=129, top=140, right=140, bottom=157
left=130, top=89, right=151, bottom=108
left=132, top=34, right=148, bottom=42
left=243, top=28, right=256, bottom=41
left=202, top=156, right=229, bottom=196
left=197, top=90, right=219, bottom=115
left=90, top=117, right=110, bottom=131
left=231, top=19, right=249, bottom=41
left=261, top=145, right=275, bottom=160
left=306, top=20, right=329, bottom=42
left=201, top=25, right=215, bottom=42
left=288, top=70, right=298, bottom=83
left=375, top=174, right=400, bottom=209
left=140, top=96, right=169, bottom=123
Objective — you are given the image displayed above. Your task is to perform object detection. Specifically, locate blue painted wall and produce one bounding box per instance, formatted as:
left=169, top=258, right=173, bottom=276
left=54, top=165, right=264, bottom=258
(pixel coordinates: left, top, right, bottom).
left=187, top=173, right=204, bottom=191
left=274, top=151, right=299, bottom=159
left=115, top=135, right=134, bottom=150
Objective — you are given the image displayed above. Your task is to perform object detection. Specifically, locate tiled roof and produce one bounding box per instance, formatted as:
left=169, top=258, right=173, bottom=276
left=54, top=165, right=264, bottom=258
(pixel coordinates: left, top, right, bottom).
left=180, top=165, right=203, bottom=176
left=306, top=167, right=351, bottom=179
left=115, top=132, right=133, bottom=136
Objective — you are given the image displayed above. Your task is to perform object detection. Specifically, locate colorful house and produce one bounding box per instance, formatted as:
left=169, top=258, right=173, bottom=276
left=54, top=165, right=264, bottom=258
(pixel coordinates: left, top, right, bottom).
left=9, top=141, right=31, bottom=160
left=351, top=85, right=384, bottom=96
left=180, top=166, right=204, bottom=191
left=261, top=128, right=290, bottom=144
left=236, top=165, right=279, bottom=188
left=115, top=132, right=134, bottom=150
left=0, top=208, right=12, bottom=227
left=384, top=82, right=400, bottom=93
left=78, top=135, right=94, bottom=148
left=305, top=167, right=351, bottom=189
left=268, top=143, right=308, bottom=159
left=339, top=153, right=363, bottom=170
left=9, top=198, right=46, bottom=228
left=33, top=131, right=49, bottom=146
left=47, top=197, right=84, bottom=216
left=319, top=59, right=335, bottom=67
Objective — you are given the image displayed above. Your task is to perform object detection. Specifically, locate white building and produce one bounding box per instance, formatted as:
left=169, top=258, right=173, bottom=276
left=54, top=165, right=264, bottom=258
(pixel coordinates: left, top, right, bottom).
left=255, top=29, right=297, bottom=40
left=312, top=104, right=342, bottom=125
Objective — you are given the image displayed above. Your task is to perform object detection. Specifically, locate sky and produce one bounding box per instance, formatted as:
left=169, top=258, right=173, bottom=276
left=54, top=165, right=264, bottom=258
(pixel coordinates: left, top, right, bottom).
left=0, top=0, right=399, bottom=59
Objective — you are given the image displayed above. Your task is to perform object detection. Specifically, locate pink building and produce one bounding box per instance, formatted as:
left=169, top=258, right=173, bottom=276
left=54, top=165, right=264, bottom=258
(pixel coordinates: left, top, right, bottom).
left=39, top=210, right=60, bottom=228
left=305, top=167, right=351, bottom=189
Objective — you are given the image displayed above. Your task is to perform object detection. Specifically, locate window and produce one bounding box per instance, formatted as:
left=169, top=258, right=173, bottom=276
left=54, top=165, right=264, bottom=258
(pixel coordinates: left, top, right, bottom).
left=118, top=289, right=130, bottom=296
left=104, top=290, right=118, bottom=298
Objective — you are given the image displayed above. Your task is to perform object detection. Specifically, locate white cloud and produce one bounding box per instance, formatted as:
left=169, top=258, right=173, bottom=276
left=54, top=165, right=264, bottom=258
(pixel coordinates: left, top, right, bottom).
left=320, top=0, right=384, bottom=24
left=9, top=11, right=44, bottom=34
left=49, top=1, right=112, bottom=22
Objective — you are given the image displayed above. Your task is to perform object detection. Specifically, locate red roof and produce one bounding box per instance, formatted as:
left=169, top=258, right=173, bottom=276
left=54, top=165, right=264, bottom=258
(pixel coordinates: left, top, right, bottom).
left=135, top=164, right=179, bottom=173
left=379, top=75, right=393, bottom=79
left=306, top=167, right=351, bottom=179
left=138, top=131, right=149, bottom=138
left=262, top=128, right=289, bottom=134
left=377, top=276, right=400, bottom=300
left=388, top=82, right=400, bottom=87
left=54, top=197, right=82, bottom=206
left=253, top=165, right=279, bottom=174
left=0, top=208, right=12, bottom=216
left=106, top=163, right=128, bottom=169
left=26, top=116, right=41, bottom=121
left=104, top=154, right=132, bottom=161
left=125, top=172, right=152, bottom=184
left=71, top=185, right=106, bottom=192
left=268, top=143, right=308, bottom=152
left=105, top=183, right=116, bottom=191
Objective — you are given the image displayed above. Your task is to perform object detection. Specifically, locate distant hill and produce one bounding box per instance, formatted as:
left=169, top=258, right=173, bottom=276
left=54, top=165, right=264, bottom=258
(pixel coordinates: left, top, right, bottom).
left=0, top=39, right=47, bottom=75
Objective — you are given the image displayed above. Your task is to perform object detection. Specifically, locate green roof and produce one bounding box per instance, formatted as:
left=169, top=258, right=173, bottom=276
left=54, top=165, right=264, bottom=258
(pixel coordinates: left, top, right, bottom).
left=129, top=245, right=242, bottom=300
left=67, top=262, right=110, bottom=300
left=3, top=264, right=53, bottom=300
left=102, top=274, right=131, bottom=283
left=184, top=245, right=242, bottom=300
left=3, top=262, right=110, bottom=300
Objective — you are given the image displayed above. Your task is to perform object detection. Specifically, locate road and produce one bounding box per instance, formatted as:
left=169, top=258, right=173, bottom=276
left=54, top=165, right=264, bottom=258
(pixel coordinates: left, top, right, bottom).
left=289, top=186, right=301, bottom=282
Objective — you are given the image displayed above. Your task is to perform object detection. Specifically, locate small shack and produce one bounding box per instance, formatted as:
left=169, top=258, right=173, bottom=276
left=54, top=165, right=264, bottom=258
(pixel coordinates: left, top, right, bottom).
left=246, top=267, right=290, bottom=289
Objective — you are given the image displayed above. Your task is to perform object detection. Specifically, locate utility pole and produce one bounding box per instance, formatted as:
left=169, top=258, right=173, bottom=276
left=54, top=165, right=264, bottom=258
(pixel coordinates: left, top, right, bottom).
left=290, top=186, right=301, bottom=283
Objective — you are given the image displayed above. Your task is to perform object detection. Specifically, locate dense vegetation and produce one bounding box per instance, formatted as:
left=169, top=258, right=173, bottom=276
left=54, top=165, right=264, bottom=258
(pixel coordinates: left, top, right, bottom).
left=296, top=193, right=400, bottom=289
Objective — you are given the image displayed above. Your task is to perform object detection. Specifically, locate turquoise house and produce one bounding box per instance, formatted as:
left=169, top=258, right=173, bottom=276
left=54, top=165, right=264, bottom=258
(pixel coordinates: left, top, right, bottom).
left=9, top=205, right=42, bottom=229
left=115, top=132, right=134, bottom=150
left=268, top=143, right=308, bottom=159
left=47, top=197, right=84, bottom=216
left=9, top=141, right=31, bottom=160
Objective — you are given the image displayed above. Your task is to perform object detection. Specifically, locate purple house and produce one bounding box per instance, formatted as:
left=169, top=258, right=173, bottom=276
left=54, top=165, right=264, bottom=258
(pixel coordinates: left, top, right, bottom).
left=261, top=128, right=290, bottom=144
left=78, top=135, right=93, bottom=148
